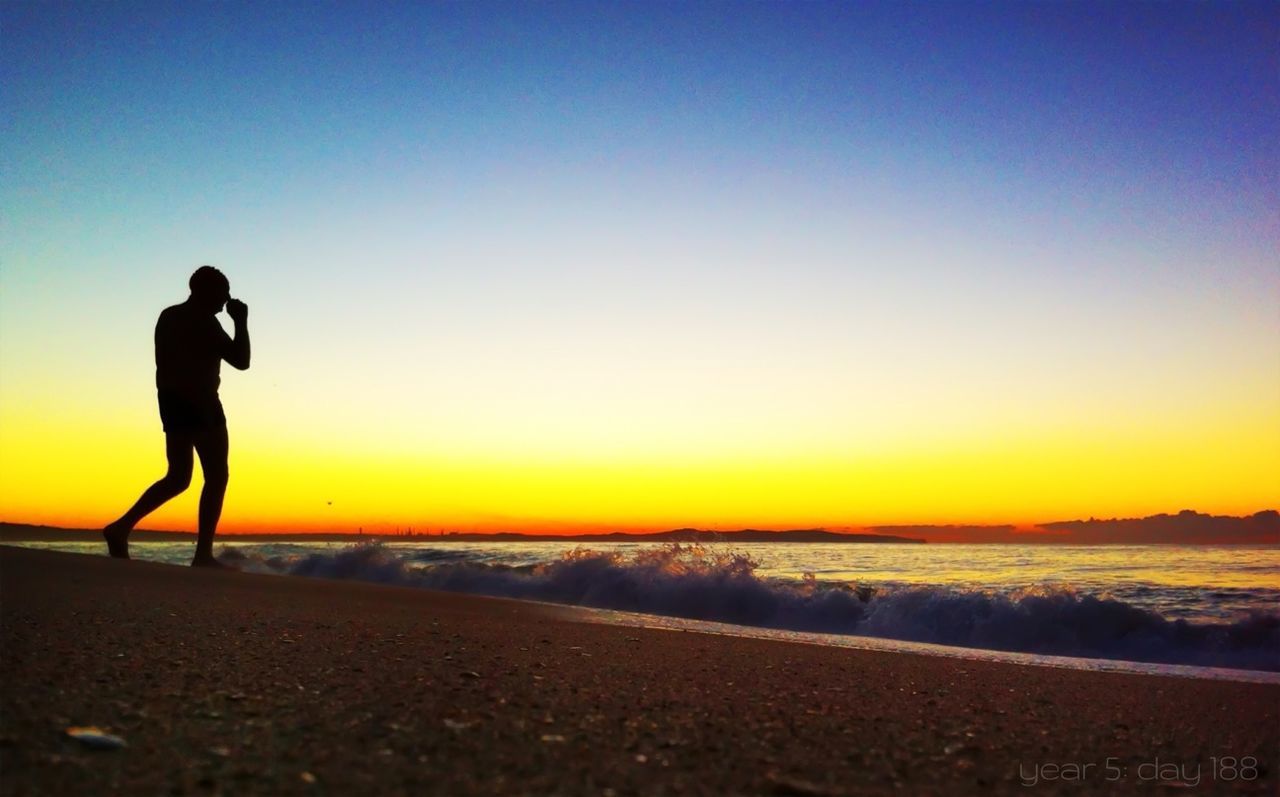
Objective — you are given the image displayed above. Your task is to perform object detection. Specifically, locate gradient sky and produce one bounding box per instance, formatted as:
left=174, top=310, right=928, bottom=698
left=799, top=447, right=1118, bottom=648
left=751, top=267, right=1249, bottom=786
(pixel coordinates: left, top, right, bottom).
left=2, top=1, right=1277, bottom=534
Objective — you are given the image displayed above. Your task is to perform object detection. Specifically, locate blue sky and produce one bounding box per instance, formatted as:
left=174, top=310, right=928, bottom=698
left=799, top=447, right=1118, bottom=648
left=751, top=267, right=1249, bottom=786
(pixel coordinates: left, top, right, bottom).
left=6, top=2, right=1275, bottom=237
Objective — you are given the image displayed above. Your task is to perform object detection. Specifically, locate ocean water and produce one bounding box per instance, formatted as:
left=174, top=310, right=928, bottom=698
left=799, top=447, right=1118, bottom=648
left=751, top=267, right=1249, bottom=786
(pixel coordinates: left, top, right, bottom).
left=16, top=539, right=1279, bottom=676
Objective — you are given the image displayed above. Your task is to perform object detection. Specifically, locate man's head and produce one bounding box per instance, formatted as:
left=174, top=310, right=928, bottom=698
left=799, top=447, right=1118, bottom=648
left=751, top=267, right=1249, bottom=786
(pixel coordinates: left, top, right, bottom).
left=189, top=266, right=231, bottom=313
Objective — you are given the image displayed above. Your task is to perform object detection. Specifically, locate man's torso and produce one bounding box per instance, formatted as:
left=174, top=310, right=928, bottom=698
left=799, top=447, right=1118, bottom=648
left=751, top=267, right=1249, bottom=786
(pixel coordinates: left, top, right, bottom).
left=154, top=303, right=230, bottom=401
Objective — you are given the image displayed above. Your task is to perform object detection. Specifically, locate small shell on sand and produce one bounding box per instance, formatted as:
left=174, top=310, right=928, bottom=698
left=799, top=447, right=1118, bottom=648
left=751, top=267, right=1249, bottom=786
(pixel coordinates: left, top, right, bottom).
left=65, top=726, right=127, bottom=750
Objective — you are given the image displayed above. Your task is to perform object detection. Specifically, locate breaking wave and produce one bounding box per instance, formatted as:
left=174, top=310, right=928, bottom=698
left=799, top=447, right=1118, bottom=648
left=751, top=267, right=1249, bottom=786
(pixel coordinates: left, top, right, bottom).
left=218, top=543, right=1280, bottom=672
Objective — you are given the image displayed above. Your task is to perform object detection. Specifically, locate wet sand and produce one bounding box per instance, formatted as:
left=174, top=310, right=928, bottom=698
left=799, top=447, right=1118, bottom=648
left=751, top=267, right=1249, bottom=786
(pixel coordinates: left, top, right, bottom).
left=1, top=546, right=1275, bottom=795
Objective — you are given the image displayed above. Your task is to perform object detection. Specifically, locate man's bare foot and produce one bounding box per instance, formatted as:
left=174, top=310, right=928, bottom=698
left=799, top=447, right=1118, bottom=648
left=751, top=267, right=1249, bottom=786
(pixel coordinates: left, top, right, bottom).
left=191, top=554, right=232, bottom=569
left=103, top=524, right=130, bottom=559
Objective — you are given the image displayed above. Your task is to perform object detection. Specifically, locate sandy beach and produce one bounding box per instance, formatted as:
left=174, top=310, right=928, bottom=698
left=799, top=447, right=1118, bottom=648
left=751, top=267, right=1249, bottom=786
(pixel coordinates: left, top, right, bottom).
left=1, top=547, right=1275, bottom=795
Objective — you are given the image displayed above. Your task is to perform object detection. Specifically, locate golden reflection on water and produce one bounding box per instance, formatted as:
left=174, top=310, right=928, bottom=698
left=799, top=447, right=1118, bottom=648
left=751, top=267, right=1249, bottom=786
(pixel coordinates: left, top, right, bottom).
left=757, top=544, right=1280, bottom=592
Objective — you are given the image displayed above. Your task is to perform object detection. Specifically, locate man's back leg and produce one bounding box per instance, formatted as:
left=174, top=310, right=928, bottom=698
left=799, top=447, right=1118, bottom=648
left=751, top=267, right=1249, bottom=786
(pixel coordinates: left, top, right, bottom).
left=105, top=433, right=196, bottom=558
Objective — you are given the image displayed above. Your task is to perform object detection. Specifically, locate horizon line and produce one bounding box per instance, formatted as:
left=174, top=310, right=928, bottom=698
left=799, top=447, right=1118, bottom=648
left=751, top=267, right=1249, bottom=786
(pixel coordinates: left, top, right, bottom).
left=2, top=508, right=1277, bottom=545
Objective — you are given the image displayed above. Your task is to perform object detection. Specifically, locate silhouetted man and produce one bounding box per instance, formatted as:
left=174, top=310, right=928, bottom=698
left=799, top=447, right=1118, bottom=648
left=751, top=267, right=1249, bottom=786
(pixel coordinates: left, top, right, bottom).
left=104, top=266, right=250, bottom=566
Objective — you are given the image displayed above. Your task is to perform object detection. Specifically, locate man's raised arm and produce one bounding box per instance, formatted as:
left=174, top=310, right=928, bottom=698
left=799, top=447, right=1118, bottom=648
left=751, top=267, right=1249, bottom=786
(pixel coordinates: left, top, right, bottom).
left=224, top=298, right=251, bottom=370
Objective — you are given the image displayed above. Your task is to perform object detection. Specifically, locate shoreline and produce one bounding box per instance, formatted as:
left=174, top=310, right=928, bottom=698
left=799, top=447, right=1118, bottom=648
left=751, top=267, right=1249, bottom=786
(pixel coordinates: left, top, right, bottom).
left=2, top=547, right=1276, bottom=794
left=573, top=608, right=1280, bottom=686
left=7, top=540, right=1278, bottom=680
left=16, top=541, right=1275, bottom=684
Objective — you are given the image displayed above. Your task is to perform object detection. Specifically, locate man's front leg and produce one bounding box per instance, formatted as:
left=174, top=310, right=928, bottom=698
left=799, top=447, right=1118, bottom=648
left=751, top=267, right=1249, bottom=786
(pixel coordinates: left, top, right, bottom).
left=192, top=425, right=230, bottom=567
left=193, top=478, right=227, bottom=565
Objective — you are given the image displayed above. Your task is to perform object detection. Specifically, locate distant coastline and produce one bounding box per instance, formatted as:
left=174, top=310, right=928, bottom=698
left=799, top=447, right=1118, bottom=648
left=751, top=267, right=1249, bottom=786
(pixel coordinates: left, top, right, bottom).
left=2, top=510, right=1277, bottom=544
left=0, top=524, right=923, bottom=545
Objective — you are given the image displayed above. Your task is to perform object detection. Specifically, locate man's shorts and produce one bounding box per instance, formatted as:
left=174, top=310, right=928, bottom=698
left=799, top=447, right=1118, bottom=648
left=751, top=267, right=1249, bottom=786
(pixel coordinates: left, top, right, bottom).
left=157, top=391, right=226, bottom=435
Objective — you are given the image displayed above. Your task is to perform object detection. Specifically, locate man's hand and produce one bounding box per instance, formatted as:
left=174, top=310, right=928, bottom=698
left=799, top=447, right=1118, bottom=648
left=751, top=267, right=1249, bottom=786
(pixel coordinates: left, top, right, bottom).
left=226, top=298, right=249, bottom=324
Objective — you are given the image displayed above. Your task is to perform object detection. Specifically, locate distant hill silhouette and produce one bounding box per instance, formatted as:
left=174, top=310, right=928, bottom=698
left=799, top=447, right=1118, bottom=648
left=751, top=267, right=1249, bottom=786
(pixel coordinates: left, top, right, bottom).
left=872, top=510, right=1279, bottom=544
left=430, top=528, right=925, bottom=544
left=1037, top=509, right=1279, bottom=544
